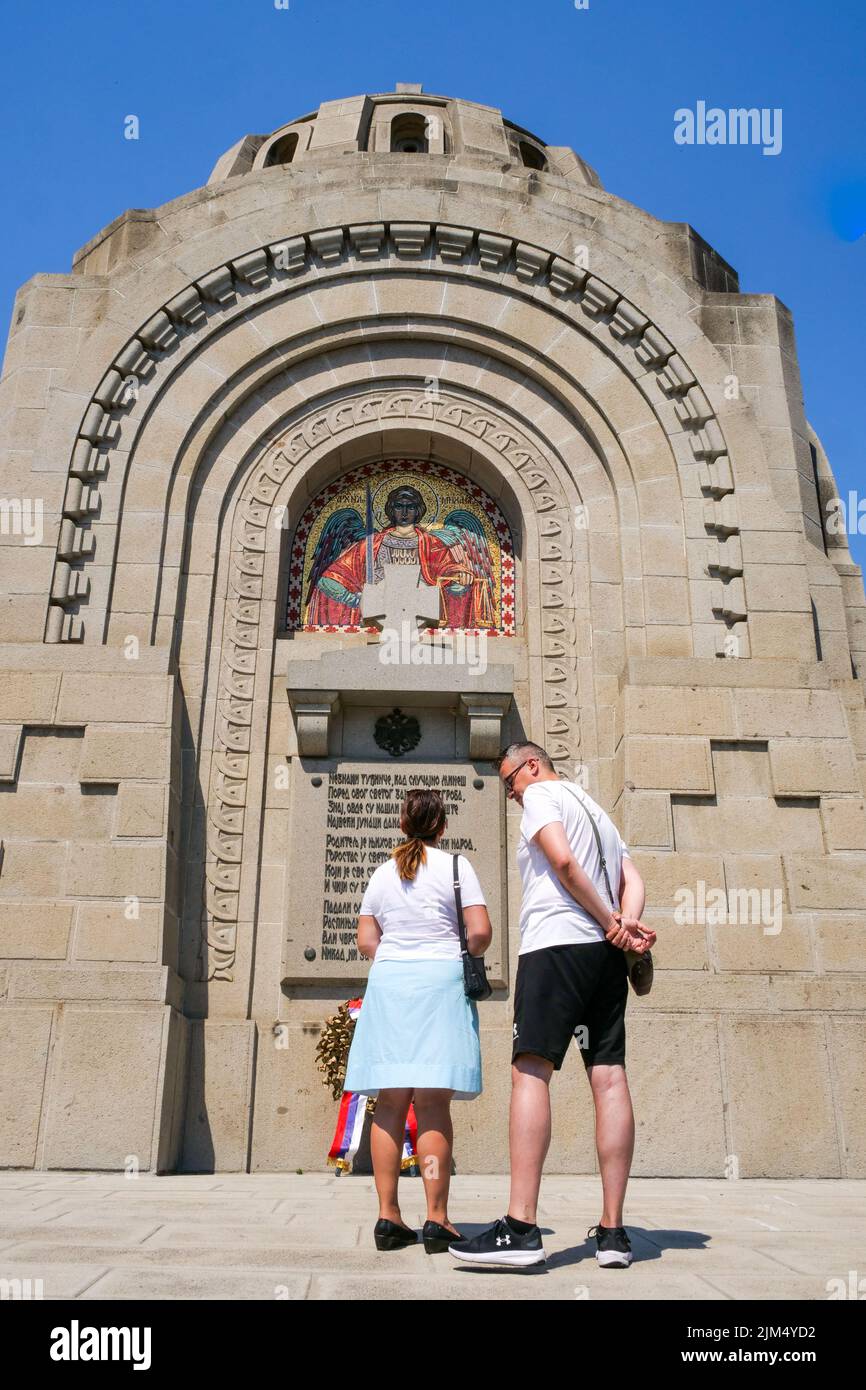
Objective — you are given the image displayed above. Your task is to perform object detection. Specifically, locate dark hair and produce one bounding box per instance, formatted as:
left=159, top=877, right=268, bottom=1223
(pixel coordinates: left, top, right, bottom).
left=392, top=788, right=447, bottom=881
left=493, top=741, right=554, bottom=773
left=384, top=485, right=426, bottom=525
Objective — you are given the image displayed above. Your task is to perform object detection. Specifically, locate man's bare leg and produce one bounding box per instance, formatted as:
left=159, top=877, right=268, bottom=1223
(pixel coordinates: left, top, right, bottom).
left=507, top=1053, right=554, bottom=1224
left=587, top=1062, right=634, bottom=1227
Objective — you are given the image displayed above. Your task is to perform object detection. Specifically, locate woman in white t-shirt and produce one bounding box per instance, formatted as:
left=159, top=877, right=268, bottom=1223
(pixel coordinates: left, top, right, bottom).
left=342, top=788, right=492, bottom=1254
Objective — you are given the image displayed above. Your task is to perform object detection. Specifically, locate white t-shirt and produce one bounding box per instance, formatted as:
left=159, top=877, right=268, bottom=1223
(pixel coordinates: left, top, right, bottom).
left=516, top=780, right=631, bottom=954
left=359, top=845, right=487, bottom=962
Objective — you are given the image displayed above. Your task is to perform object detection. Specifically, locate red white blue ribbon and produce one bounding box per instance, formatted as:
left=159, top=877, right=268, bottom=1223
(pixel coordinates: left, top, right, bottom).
left=327, top=997, right=419, bottom=1174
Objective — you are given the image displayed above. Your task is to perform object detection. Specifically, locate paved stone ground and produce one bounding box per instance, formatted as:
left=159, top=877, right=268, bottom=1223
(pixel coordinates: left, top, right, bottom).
left=0, top=1172, right=861, bottom=1300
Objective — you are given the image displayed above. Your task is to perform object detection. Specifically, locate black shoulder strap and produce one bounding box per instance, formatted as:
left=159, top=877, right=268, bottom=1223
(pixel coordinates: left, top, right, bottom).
left=562, top=784, right=618, bottom=910
left=452, top=853, right=469, bottom=954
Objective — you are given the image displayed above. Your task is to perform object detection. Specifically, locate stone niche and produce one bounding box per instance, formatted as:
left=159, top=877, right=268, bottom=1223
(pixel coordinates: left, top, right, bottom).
left=284, top=621, right=515, bottom=988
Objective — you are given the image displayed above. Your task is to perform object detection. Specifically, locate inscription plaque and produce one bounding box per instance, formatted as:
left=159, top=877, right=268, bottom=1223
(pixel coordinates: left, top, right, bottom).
left=282, top=760, right=507, bottom=985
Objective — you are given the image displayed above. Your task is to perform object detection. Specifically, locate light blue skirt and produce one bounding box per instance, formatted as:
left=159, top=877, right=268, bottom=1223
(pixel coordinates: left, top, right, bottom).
left=343, top=958, right=482, bottom=1100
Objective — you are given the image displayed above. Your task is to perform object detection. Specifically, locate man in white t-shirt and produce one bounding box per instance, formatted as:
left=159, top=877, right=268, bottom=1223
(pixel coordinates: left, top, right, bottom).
left=450, top=741, right=656, bottom=1270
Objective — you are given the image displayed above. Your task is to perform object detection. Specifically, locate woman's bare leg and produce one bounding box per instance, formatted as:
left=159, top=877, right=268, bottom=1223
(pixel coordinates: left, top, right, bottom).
left=414, top=1088, right=459, bottom=1234
left=370, top=1087, right=413, bottom=1224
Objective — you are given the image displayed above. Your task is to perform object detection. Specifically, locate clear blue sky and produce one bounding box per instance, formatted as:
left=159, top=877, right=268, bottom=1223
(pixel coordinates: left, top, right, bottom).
left=2, top=0, right=864, bottom=565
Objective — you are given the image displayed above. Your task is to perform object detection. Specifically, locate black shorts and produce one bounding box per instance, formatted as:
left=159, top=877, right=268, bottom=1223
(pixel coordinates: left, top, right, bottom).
left=511, top=941, right=628, bottom=1070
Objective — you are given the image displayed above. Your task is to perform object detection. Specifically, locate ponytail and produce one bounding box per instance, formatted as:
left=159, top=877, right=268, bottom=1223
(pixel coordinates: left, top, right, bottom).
left=392, top=837, right=428, bottom=881
left=391, top=788, right=447, bottom=881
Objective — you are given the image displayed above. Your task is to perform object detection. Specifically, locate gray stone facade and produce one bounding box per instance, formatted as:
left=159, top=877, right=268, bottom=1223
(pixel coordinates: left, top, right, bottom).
left=1, top=89, right=864, bottom=1177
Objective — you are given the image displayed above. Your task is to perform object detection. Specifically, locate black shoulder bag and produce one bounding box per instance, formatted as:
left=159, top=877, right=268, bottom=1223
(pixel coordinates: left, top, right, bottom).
left=452, top=853, right=493, bottom=1001
left=562, top=785, right=654, bottom=996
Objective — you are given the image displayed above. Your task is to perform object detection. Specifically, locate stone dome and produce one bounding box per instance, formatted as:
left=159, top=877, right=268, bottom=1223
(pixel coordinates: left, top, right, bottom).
left=208, top=84, right=603, bottom=189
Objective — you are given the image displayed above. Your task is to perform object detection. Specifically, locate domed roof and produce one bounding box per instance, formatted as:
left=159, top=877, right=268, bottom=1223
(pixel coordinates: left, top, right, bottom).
left=208, top=84, right=602, bottom=189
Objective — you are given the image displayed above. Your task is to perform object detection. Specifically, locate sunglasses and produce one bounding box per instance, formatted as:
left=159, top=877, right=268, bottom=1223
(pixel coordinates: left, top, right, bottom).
left=502, top=758, right=534, bottom=795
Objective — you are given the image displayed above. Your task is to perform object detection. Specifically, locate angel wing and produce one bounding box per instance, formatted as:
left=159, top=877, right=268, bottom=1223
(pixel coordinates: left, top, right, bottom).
left=303, top=506, right=366, bottom=611
left=436, top=508, right=497, bottom=626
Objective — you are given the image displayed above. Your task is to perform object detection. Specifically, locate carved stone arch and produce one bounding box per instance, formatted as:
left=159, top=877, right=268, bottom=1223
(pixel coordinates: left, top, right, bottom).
left=43, top=221, right=762, bottom=655
left=185, top=382, right=611, bottom=983
left=107, top=326, right=693, bottom=703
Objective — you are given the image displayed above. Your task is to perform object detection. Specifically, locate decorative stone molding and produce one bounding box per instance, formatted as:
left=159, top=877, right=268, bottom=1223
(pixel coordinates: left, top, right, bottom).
left=46, top=222, right=747, bottom=652
left=459, top=694, right=512, bottom=759
left=200, top=385, right=575, bottom=982
left=286, top=690, right=340, bottom=757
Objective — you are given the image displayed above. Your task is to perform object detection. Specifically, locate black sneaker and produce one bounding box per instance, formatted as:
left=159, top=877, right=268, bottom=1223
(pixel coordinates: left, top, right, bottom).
left=449, top=1215, right=546, bottom=1267
left=587, top=1223, right=632, bottom=1267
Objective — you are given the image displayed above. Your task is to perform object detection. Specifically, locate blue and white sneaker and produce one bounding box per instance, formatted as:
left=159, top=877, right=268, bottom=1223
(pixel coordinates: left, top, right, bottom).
left=449, top=1215, right=546, bottom=1267
left=587, top=1223, right=632, bottom=1267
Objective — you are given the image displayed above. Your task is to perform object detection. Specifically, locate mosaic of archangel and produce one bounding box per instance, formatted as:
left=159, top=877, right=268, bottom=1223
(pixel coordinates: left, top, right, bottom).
left=286, top=460, right=515, bottom=634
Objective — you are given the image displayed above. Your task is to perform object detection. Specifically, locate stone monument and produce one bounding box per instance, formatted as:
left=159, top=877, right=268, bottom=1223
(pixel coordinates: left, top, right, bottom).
left=0, top=87, right=864, bottom=1178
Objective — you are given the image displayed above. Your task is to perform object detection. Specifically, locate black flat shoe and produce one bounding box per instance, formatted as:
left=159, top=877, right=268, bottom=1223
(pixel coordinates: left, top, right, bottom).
left=423, top=1219, right=465, bottom=1254
left=374, top=1218, right=418, bottom=1251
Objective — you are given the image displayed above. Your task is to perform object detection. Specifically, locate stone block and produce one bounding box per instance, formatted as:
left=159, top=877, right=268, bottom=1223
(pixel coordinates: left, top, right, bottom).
left=724, top=853, right=787, bottom=902
left=639, top=972, right=771, bottom=1011
left=768, top=740, right=859, bottom=795
left=0, top=595, right=52, bottom=642
left=711, top=917, right=812, bottom=971
left=711, top=741, right=772, bottom=796
left=623, top=791, right=673, bottom=848
left=58, top=675, right=172, bottom=725
left=15, top=728, right=83, bottom=783
left=74, top=901, right=161, bottom=963
left=42, top=1006, right=168, bottom=1169
left=744, top=564, right=811, bottom=612
left=828, top=1017, right=866, bottom=1177
left=786, top=855, right=866, bottom=911
left=722, top=1016, right=841, bottom=1176
left=733, top=689, right=847, bottom=739
left=249, top=1020, right=341, bottom=1174
left=813, top=916, right=860, bottom=972
left=0, top=902, right=73, bottom=959
left=114, top=784, right=168, bottom=838
left=0, top=673, right=59, bottom=723
left=182, top=1020, right=256, bottom=1173
left=0, top=724, right=23, bottom=781
left=0, top=783, right=114, bottom=840
left=0, top=840, right=65, bottom=897
left=8, top=963, right=177, bottom=1002
left=672, top=797, right=820, bottom=853
left=625, top=686, right=735, bottom=737
left=625, top=1013, right=726, bottom=1175
left=64, top=843, right=163, bottom=898
left=748, top=612, right=820, bottom=659
left=625, top=736, right=714, bottom=792
left=79, top=727, right=171, bottom=783
left=644, top=626, right=694, bottom=658
left=631, top=852, right=725, bottom=910
left=641, top=912, right=708, bottom=969
left=820, top=797, right=866, bottom=851
left=640, top=527, right=688, bottom=577
left=643, top=576, right=689, bottom=624
left=0, top=1006, right=53, bottom=1165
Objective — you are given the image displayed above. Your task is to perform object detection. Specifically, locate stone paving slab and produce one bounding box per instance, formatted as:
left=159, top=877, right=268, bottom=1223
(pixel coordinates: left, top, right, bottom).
left=0, top=1173, right=862, bottom=1300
